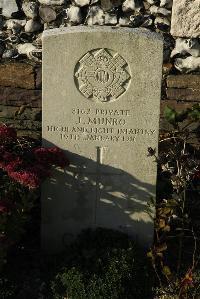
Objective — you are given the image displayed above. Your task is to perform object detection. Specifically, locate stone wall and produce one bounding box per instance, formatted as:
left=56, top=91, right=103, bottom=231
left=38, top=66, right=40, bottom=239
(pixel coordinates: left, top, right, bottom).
left=0, top=61, right=42, bottom=138
left=0, top=0, right=199, bottom=138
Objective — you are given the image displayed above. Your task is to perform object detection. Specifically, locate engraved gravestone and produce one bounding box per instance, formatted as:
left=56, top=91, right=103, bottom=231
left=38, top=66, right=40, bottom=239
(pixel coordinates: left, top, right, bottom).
left=42, top=27, right=163, bottom=252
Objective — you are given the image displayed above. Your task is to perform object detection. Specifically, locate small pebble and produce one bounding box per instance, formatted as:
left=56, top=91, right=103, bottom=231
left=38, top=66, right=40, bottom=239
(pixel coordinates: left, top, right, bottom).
left=171, top=38, right=200, bottom=58
left=39, top=6, right=57, bottom=23
left=155, top=16, right=170, bottom=31
left=86, top=6, right=105, bottom=26
left=17, top=42, right=36, bottom=57
left=2, top=48, right=18, bottom=59
left=67, top=6, right=83, bottom=25
left=22, top=2, right=38, bottom=19
left=105, top=13, right=118, bottom=25
left=5, top=19, right=26, bottom=33
left=25, top=19, right=42, bottom=33
left=175, top=56, right=200, bottom=73
left=150, top=5, right=171, bottom=17
left=146, top=0, right=158, bottom=4
left=74, top=0, right=90, bottom=7
left=160, top=0, right=172, bottom=8
left=2, top=0, right=18, bottom=18
left=122, top=0, right=136, bottom=12
left=119, top=16, right=131, bottom=26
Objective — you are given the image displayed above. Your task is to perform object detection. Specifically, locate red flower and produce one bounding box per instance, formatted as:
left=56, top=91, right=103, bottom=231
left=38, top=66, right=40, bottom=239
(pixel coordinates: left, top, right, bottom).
left=0, top=150, right=22, bottom=172
left=0, top=131, right=69, bottom=188
left=9, top=170, right=41, bottom=189
left=4, top=157, right=22, bottom=173
left=9, top=165, right=51, bottom=189
left=0, top=125, right=17, bottom=143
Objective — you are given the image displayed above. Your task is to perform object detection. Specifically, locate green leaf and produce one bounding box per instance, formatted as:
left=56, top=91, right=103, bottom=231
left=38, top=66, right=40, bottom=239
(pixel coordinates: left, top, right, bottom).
left=192, top=103, right=200, bottom=110
left=176, top=110, right=189, bottom=122
left=162, top=266, right=172, bottom=277
left=163, top=106, right=177, bottom=125
left=188, top=107, right=200, bottom=121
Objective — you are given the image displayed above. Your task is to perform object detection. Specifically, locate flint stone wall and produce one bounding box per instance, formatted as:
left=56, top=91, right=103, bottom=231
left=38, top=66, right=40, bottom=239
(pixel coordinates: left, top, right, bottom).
left=0, top=0, right=199, bottom=141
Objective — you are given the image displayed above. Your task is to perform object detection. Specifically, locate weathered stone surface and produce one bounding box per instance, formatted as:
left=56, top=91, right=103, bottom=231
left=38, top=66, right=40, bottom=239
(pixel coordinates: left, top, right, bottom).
left=0, top=105, right=41, bottom=121
left=171, top=0, right=200, bottom=38
left=0, top=87, right=42, bottom=108
left=42, top=27, right=163, bottom=252
left=167, top=75, right=200, bottom=89
left=0, top=63, right=35, bottom=89
left=166, top=88, right=200, bottom=101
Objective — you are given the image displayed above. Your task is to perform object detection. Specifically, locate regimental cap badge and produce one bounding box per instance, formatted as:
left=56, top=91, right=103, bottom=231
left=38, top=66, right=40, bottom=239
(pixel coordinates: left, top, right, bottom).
left=75, top=48, right=131, bottom=103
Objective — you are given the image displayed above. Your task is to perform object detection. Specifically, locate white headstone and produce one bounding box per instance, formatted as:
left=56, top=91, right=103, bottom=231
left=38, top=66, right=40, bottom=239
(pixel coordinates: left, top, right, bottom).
left=42, top=27, right=163, bottom=252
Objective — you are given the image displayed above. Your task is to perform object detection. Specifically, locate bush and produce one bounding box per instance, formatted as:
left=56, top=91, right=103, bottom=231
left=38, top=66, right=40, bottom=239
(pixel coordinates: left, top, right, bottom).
left=0, top=124, right=69, bottom=271
left=147, top=104, right=200, bottom=298
left=51, top=228, right=154, bottom=299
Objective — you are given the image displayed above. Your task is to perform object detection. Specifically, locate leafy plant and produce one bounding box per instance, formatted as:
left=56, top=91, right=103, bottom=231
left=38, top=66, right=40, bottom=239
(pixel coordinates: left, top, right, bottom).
left=51, top=228, right=154, bottom=299
left=147, top=104, right=200, bottom=298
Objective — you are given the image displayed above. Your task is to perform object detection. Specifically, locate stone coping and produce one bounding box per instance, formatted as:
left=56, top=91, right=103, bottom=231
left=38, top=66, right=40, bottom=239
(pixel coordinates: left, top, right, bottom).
left=42, top=26, right=163, bottom=42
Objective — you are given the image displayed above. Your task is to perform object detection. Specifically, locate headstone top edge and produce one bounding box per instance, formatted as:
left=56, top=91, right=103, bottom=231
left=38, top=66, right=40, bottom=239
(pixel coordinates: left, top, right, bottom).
left=42, top=26, right=163, bottom=42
